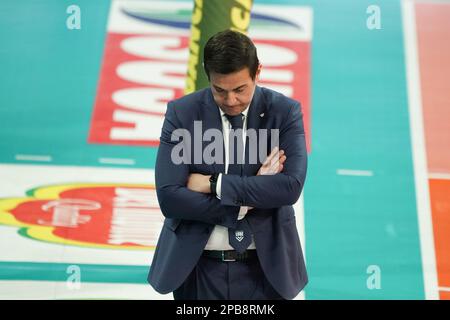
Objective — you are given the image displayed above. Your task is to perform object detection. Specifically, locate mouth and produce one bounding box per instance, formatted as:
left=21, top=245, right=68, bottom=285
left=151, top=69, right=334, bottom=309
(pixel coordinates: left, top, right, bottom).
left=224, top=105, right=242, bottom=111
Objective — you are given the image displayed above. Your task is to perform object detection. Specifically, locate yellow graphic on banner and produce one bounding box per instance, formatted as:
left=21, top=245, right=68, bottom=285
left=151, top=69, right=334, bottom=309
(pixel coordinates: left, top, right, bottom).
left=0, top=183, right=163, bottom=251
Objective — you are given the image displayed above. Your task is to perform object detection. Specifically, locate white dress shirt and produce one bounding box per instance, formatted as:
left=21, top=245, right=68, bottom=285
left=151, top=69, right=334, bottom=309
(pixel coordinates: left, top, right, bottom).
left=204, top=105, right=257, bottom=251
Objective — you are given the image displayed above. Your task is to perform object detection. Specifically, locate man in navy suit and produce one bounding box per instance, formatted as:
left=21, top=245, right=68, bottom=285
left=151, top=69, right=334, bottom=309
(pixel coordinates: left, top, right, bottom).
left=148, top=30, right=308, bottom=300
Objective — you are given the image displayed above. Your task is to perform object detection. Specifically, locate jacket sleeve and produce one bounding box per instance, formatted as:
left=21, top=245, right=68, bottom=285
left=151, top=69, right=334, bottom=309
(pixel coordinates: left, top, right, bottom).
left=155, top=102, right=240, bottom=229
left=220, top=102, right=307, bottom=209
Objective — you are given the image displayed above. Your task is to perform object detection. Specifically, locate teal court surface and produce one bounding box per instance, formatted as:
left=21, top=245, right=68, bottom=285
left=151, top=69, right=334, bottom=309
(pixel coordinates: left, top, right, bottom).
left=0, top=0, right=449, bottom=299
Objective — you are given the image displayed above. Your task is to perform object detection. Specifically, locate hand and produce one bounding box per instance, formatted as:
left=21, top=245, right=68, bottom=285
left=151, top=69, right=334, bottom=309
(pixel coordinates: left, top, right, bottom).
left=247, top=147, right=286, bottom=211
left=186, top=173, right=211, bottom=193
left=257, top=146, right=286, bottom=176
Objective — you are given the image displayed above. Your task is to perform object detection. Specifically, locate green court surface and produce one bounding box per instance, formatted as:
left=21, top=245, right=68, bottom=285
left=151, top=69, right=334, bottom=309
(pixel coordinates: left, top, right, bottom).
left=0, top=0, right=431, bottom=299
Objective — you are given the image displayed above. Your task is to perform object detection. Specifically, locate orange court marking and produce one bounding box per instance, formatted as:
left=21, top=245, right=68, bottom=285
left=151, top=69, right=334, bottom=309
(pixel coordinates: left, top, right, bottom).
left=415, top=2, right=450, bottom=300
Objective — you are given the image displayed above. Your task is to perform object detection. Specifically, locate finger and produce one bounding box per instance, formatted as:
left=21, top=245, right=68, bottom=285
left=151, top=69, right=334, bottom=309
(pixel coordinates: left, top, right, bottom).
left=269, top=150, right=285, bottom=168
left=269, top=154, right=287, bottom=173
left=263, top=151, right=277, bottom=167
left=267, top=149, right=284, bottom=169
left=268, top=157, right=281, bottom=173
left=263, top=147, right=279, bottom=166
left=272, top=150, right=284, bottom=162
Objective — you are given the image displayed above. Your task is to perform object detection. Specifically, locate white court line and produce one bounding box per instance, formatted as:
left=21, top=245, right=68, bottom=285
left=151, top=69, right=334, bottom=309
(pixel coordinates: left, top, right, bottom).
left=439, top=287, right=450, bottom=292
left=429, top=173, right=450, bottom=180
left=415, top=0, right=450, bottom=4
left=0, top=280, right=169, bottom=300
left=98, top=158, right=136, bottom=165
left=336, top=169, right=374, bottom=176
left=402, top=0, right=439, bottom=300
left=15, top=154, right=52, bottom=162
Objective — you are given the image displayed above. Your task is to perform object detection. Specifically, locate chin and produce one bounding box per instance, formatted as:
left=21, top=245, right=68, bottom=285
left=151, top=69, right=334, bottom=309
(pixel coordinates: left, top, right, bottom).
left=224, top=106, right=244, bottom=116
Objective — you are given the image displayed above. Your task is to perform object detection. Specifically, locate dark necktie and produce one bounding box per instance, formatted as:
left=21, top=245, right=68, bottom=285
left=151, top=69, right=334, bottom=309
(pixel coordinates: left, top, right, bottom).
left=225, top=113, right=244, bottom=174
left=225, top=113, right=252, bottom=253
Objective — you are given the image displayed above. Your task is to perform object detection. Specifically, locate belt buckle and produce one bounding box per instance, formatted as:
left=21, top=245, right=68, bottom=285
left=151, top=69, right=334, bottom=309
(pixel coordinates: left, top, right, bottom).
left=222, top=251, right=236, bottom=262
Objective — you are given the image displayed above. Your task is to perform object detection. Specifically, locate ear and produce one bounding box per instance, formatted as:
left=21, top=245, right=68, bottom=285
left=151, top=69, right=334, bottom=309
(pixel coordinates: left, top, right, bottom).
left=255, top=64, right=262, bottom=82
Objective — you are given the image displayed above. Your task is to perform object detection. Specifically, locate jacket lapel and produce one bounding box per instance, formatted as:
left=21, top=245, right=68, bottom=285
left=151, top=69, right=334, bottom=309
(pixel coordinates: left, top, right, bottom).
left=202, top=89, right=225, bottom=174
left=244, top=86, right=267, bottom=176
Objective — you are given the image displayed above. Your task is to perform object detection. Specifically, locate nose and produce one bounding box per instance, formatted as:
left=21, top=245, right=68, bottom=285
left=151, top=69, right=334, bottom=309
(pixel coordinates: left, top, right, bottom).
left=224, top=92, right=238, bottom=106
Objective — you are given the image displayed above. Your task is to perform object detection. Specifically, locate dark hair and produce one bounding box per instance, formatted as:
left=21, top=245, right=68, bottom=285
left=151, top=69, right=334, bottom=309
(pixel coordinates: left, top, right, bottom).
left=203, top=30, right=259, bottom=80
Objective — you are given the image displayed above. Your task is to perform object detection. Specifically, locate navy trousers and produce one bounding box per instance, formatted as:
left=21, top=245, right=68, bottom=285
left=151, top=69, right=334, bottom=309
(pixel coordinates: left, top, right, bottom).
left=173, top=253, right=284, bottom=300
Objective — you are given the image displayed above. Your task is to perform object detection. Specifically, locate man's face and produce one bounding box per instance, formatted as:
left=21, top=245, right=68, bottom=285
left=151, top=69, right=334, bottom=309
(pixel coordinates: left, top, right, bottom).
left=209, top=66, right=261, bottom=116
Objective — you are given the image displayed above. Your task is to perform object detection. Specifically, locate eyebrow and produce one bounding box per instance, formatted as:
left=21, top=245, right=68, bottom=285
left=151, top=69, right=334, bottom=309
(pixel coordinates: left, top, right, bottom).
left=213, top=84, right=247, bottom=92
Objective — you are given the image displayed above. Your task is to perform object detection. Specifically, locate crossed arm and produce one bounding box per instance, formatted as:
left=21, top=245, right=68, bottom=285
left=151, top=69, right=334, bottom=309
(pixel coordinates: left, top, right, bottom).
left=186, top=147, right=286, bottom=195
left=155, top=102, right=307, bottom=229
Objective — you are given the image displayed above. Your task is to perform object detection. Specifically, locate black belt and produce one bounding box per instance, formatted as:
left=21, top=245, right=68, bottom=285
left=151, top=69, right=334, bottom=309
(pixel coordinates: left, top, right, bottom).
left=202, top=250, right=257, bottom=262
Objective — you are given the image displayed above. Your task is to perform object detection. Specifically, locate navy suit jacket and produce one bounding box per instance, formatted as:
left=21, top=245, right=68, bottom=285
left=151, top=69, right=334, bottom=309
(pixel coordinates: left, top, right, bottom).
left=148, top=86, right=308, bottom=299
